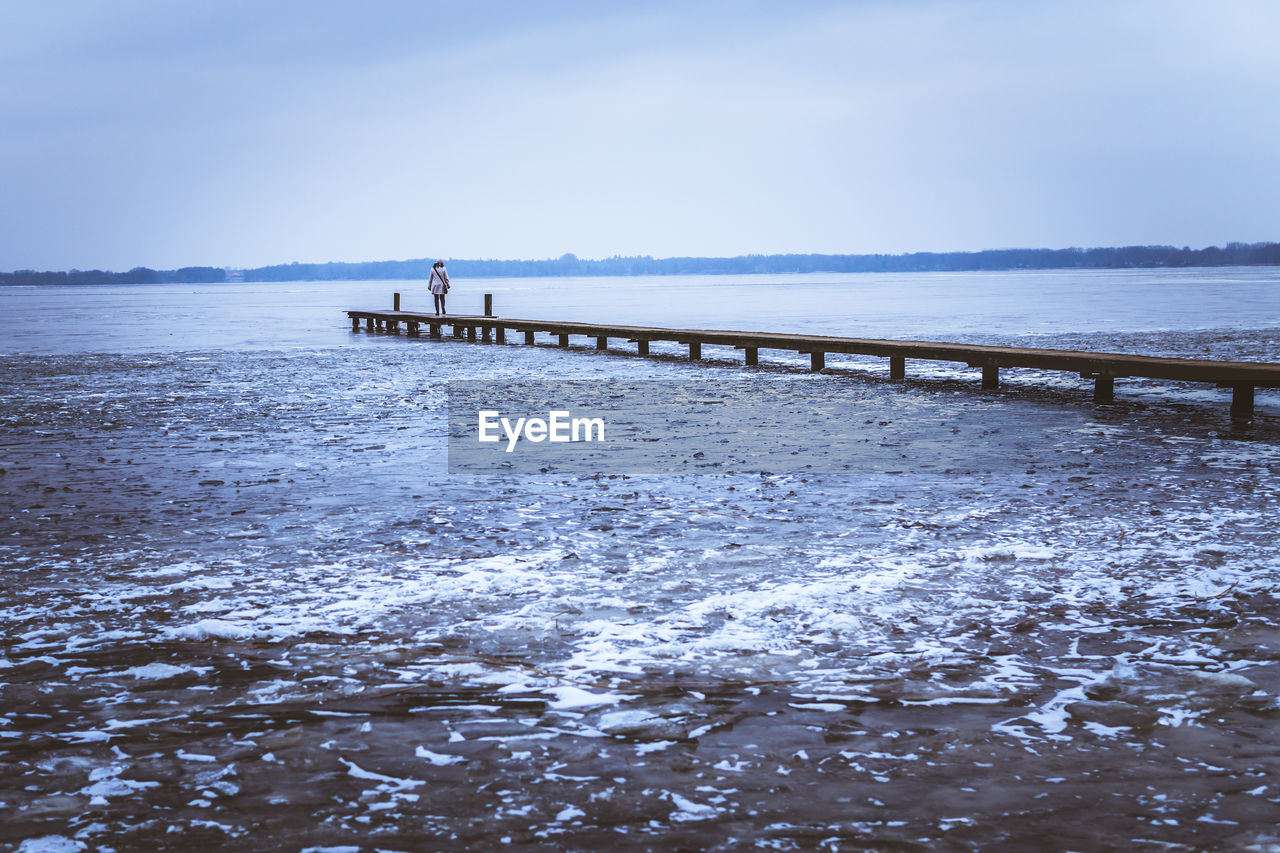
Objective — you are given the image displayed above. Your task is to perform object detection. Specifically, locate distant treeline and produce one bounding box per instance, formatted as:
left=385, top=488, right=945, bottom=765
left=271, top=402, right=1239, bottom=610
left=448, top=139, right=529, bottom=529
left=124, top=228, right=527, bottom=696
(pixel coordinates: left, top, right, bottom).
left=0, top=266, right=227, bottom=286
left=5, top=242, right=1280, bottom=285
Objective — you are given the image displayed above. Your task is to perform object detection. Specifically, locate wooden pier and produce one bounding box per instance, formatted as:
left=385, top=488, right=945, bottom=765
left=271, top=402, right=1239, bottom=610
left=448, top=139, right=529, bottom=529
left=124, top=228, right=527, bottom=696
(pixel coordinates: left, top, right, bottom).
left=346, top=295, right=1278, bottom=420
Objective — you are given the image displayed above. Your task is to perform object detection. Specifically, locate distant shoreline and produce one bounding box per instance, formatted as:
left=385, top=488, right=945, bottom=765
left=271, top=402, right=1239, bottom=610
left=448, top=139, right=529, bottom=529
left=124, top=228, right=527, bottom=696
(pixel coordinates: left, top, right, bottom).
left=3, top=242, right=1279, bottom=286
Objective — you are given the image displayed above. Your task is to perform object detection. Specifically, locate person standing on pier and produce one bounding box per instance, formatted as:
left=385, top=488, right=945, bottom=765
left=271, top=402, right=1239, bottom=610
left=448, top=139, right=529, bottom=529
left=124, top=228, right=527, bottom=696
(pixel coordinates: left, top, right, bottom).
left=429, top=260, right=450, bottom=315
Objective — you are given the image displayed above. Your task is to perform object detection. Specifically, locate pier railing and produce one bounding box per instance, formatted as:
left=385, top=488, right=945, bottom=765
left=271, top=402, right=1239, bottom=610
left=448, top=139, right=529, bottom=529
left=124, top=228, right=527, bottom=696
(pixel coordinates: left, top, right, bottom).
left=346, top=295, right=1277, bottom=420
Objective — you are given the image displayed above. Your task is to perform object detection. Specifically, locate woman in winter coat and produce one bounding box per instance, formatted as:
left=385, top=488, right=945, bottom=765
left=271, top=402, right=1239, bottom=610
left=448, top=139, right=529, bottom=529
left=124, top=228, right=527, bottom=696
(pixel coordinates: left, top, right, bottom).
left=429, top=260, right=450, bottom=315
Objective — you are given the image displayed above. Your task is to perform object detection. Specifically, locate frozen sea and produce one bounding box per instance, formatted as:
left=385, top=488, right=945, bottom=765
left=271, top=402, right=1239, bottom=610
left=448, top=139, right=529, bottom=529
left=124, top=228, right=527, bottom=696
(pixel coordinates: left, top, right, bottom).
left=2, top=268, right=1279, bottom=851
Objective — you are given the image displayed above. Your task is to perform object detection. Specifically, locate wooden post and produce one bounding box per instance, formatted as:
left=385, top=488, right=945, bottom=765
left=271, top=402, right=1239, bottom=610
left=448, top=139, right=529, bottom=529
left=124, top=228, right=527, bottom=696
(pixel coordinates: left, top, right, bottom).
left=810, top=351, right=825, bottom=371
left=452, top=324, right=461, bottom=337
left=351, top=317, right=359, bottom=332
left=387, top=320, right=398, bottom=333
left=393, top=292, right=400, bottom=311
left=407, top=321, right=419, bottom=337
left=430, top=324, right=441, bottom=339
left=525, top=330, right=535, bottom=345
left=1231, top=384, right=1255, bottom=420
left=481, top=326, right=492, bottom=343
left=890, top=356, right=905, bottom=381
left=745, top=346, right=758, bottom=366
left=1093, top=376, right=1114, bottom=404
left=484, top=293, right=493, bottom=317
left=596, top=336, right=608, bottom=351
left=637, top=339, right=649, bottom=356
left=689, top=341, right=701, bottom=360
left=467, top=326, right=477, bottom=342
left=496, top=327, right=505, bottom=344
left=982, top=364, right=999, bottom=390
left=559, top=333, right=570, bottom=347
left=365, top=317, right=374, bottom=331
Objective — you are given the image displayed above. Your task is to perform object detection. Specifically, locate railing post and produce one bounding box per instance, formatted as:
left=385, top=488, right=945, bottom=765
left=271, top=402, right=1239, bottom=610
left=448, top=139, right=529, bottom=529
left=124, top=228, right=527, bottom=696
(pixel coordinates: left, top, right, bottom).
left=1231, top=384, right=1255, bottom=420
left=484, top=293, right=493, bottom=317
left=393, top=292, right=400, bottom=311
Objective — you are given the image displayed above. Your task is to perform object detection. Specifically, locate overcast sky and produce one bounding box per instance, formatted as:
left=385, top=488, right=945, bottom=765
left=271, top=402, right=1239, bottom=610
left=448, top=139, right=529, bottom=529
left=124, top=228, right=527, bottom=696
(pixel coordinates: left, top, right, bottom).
left=2, top=0, right=1278, bottom=270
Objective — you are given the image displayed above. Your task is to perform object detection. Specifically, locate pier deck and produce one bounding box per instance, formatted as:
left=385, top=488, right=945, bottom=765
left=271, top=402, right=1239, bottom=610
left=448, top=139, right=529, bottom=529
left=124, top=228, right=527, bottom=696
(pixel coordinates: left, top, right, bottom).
left=346, top=304, right=1278, bottom=420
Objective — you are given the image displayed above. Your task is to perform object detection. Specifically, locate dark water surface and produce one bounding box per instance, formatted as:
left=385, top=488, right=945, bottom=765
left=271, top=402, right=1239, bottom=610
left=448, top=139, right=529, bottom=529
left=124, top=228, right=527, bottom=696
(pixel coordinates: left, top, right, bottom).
left=2, top=271, right=1280, bottom=851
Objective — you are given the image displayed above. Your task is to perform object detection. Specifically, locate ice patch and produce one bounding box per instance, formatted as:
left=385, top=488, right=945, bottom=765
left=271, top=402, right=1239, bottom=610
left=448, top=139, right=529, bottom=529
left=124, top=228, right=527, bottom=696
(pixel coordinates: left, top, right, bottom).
left=122, top=663, right=192, bottom=680
left=79, top=765, right=161, bottom=803
left=668, top=792, right=719, bottom=821
left=17, top=838, right=86, bottom=853
left=414, top=746, right=465, bottom=766
left=546, top=685, right=627, bottom=709
left=339, top=757, right=424, bottom=790
left=555, top=805, right=586, bottom=822
left=165, top=619, right=254, bottom=641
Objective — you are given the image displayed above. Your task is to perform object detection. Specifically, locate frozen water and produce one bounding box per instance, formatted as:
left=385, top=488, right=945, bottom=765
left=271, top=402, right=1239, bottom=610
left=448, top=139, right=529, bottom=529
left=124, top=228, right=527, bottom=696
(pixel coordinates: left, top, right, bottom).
left=1, top=270, right=1278, bottom=850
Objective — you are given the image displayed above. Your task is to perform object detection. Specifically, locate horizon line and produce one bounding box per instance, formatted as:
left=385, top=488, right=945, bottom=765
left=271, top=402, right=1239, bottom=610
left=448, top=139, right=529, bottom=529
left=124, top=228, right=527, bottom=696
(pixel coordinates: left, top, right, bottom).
left=5, top=239, right=1280, bottom=277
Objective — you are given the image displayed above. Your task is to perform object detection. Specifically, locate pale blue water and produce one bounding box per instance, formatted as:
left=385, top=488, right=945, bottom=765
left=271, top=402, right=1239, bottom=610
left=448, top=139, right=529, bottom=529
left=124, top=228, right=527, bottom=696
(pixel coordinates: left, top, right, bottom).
left=2, top=267, right=1279, bottom=849
left=2, top=266, right=1277, bottom=355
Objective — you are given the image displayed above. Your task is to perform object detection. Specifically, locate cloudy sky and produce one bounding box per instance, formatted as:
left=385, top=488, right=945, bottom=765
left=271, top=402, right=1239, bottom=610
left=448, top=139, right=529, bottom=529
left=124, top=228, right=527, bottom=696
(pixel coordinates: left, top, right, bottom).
left=2, top=0, right=1278, bottom=270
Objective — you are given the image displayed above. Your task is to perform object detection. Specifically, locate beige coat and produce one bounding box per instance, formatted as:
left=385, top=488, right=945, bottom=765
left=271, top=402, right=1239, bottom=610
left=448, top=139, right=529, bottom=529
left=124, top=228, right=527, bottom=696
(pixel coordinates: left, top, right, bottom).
left=429, top=266, right=450, bottom=295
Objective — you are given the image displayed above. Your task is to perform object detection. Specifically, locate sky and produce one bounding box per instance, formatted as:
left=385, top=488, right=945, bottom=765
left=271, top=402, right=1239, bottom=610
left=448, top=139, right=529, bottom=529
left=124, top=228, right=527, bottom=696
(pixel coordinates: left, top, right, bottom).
left=1, top=0, right=1278, bottom=271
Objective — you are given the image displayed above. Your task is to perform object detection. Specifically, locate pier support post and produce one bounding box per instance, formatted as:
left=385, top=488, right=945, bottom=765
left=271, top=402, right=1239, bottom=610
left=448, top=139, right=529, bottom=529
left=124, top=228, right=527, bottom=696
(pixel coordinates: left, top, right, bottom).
left=1231, top=384, right=1255, bottom=420
left=484, top=293, right=493, bottom=317
left=496, top=327, right=505, bottom=344
left=452, top=324, right=462, bottom=337
left=481, top=326, right=491, bottom=343
left=525, top=330, right=535, bottom=345
left=890, top=356, right=905, bottom=381
left=407, top=321, right=419, bottom=337
left=596, top=336, right=608, bottom=351
left=430, top=324, right=441, bottom=339
left=810, top=351, right=825, bottom=371
left=365, top=317, right=374, bottom=331
left=387, top=320, right=398, bottom=333
left=689, top=341, right=701, bottom=360
left=745, top=347, right=758, bottom=366
left=1093, top=376, right=1114, bottom=404
left=559, top=333, right=569, bottom=347
left=351, top=317, right=359, bottom=332
left=393, top=292, right=400, bottom=311
left=637, top=339, right=649, bottom=356
left=982, top=364, right=1000, bottom=390
left=467, top=327, right=477, bottom=342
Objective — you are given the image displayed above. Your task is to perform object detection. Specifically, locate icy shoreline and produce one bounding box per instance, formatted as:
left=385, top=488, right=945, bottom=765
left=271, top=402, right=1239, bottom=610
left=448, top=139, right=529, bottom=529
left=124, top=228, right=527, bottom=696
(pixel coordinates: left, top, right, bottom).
left=2, top=333, right=1279, bottom=850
